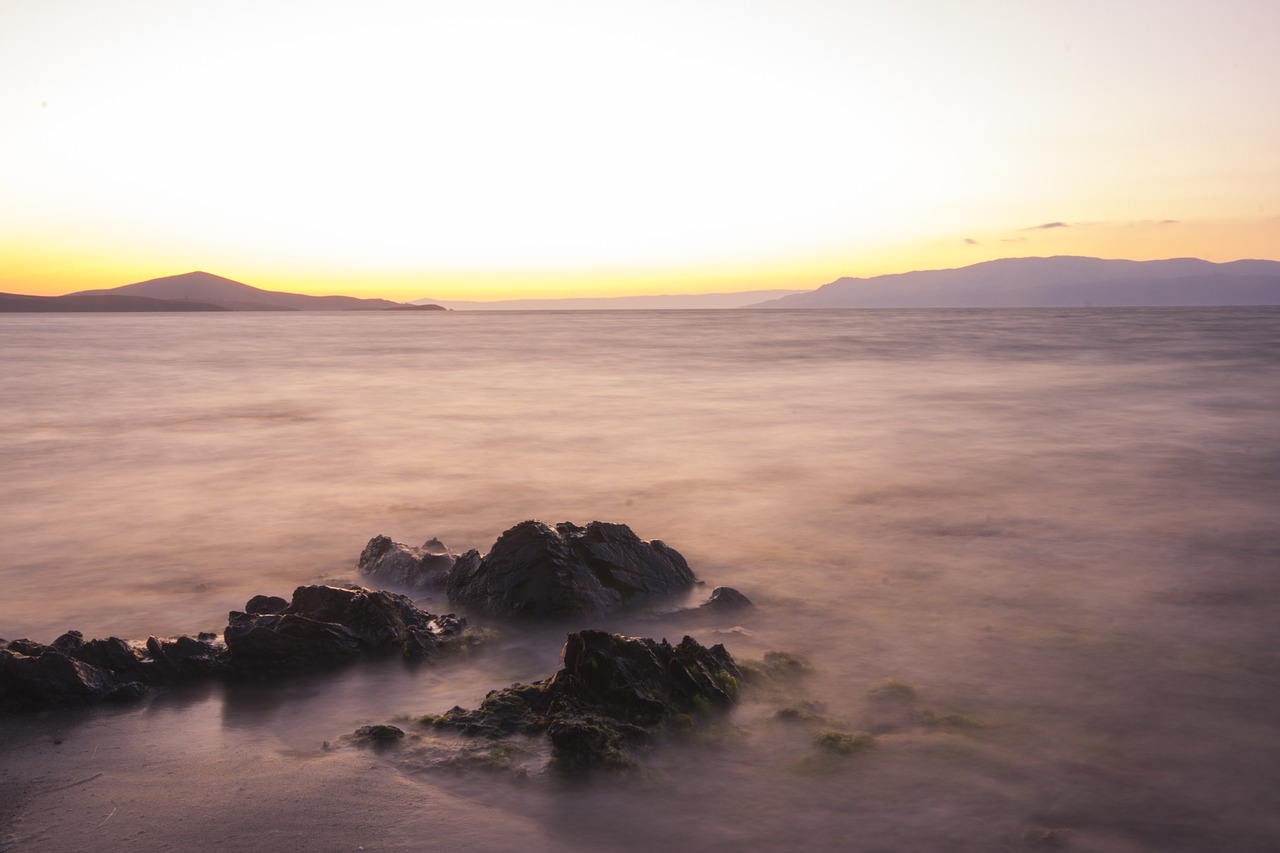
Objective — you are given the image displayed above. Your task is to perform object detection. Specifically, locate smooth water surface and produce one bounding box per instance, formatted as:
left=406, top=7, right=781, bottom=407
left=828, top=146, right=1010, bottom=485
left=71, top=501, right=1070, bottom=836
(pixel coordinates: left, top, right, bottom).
left=2, top=308, right=1279, bottom=851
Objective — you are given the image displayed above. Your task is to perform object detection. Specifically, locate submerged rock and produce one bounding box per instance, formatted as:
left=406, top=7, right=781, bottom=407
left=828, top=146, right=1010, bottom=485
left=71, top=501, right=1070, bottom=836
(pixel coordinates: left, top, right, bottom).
left=427, top=629, right=740, bottom=771
left=699, top=586, right=753, bottom=610
left=446, top=520, right=697, bottom=617
left=357, top=535, right=456, bottom=590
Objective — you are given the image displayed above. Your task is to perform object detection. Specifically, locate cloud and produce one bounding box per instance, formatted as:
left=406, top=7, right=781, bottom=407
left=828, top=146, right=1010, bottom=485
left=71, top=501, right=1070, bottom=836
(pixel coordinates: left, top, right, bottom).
left=964, top=238, right=978, bottom=245
left=1001, top=237, right=1028, bottom=243
left=1159, top=219, right=1179, bottom=225
left=1025, top=221, right=1070, bottom=230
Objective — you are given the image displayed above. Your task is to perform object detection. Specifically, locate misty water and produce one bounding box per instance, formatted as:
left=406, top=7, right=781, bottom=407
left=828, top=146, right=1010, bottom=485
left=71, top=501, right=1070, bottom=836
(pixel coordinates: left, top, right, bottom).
left=2, top=308, right=1279, bottom=851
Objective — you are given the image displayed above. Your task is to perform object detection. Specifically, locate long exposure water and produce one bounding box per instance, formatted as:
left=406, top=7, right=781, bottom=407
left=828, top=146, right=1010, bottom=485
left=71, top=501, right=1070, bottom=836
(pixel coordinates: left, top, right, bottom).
left=2, top=308, right=1279, bottom=851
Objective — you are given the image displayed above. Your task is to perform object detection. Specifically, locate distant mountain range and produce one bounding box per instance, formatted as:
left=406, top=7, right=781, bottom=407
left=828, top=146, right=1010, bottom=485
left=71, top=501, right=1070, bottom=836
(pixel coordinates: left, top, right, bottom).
left=3, top=258, right=1279, bottom=314
left=0, top=272, right=443, bottom=312
left=746, top=256, right=1280, bottom=308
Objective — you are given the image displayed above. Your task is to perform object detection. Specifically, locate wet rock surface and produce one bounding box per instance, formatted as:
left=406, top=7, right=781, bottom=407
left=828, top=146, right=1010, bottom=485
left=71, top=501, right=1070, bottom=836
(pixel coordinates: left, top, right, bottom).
left=424, top=629, right=741, bottom=772
left=357, top=535, right=457, bottom=590
left=446, top=520, right=697, bottom=617
left=224, top=584, right=465, bottom=671
left=699, top=586, right=753, bottom=610
left=2, top=585, right=469, bottom=712
left=0, top=646, right=147, bottom=711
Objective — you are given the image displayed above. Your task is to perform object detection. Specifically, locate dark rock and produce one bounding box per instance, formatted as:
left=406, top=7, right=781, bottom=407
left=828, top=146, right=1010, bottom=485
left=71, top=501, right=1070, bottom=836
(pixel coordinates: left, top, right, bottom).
left=446, top=520, right=697, bottom=617
left=144, top=635, right=223, bottom=679
left=352, top=724, right=405, bottom=742
left=0, top=647, right=145, bottom=712
left=429, top=630, right=740, bottom=771
left=700, top=586, right=753, bottom=609
left=51, top=630, right=85, bottom=653
left=357, top=535, right=456, bottom=590
left=244, top=595, right=289, bottom=614
left=4, top=638, right=49, bottom=657
left=224, top=584, right=460, bottom=671
left=2, top=586, right=470, bottom=713
left=71, top=637, right=145, bottom=677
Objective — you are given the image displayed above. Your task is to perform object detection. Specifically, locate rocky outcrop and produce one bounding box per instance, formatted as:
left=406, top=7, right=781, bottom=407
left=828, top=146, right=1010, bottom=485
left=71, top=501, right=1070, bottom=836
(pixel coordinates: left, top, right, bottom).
left=357, top=536, right=456, bottom=590
left=445, top=521, right=697, bottom=617
left=0, top=629, right=221, bottom=712
left=0, top=646, right=146, bottom=711
left=224, top=585, right=466, bottom=671
left=425, top=629, right=740, bottom=771
left=2, top=585, right=469, bottom=712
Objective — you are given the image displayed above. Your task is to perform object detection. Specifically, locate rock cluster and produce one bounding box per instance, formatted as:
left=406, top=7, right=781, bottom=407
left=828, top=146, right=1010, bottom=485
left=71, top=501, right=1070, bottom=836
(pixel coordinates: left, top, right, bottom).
left=447, top=521, right=697, bottom=617
left=359, top=520, right=699, bottom=617
left=425, top=629, right=741, bottom=771
left=0, top=585, right=466, bottom=712
left=357, top=520, right=756, bottom=618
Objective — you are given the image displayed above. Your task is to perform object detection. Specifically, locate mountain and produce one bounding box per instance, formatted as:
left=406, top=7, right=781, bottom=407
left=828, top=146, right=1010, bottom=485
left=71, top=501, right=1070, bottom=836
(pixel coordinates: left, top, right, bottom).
left=0, top=292, right=227, bottom=312
left=746, top=257, right=1280, bottom=309
left=410, top=289, right=807, bottom=311
left=69, top=271, right=417, bottom=311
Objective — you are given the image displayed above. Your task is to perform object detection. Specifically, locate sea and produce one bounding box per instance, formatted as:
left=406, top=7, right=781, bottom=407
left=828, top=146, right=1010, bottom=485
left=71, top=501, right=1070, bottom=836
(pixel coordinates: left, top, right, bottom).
left=2, top=307, right=1278, bottom=851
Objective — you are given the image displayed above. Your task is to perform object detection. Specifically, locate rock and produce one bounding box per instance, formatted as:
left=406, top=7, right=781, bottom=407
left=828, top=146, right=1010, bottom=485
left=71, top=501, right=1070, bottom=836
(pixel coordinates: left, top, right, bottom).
left=2, top=586, right=470, bottom=713
left=144, top=635, right=223, bottom=680
left=244, top=595, right=289, bottom=614
left=357, top=535, right=456, bottom=590
left=352, top=724, right=405, bottom=742
left=224, top=584, right=463, bottom=671
left=51, top=630, right=85, bottom=653
left=4, top=638, right=48, bottom=657
left=446, top=520, right=697, bottom=617
left=700, top=586, right=753, bottom=610
left=428, top=630, right=741, bottom=772
left=0, top=647, right=146, bottom=712
left=71, top=637, right=147, bottom=678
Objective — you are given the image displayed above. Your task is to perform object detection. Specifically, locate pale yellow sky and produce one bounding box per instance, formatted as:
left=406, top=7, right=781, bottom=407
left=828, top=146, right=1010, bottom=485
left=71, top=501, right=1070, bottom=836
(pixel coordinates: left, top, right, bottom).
left=2, top=0, right=1277, bottom=300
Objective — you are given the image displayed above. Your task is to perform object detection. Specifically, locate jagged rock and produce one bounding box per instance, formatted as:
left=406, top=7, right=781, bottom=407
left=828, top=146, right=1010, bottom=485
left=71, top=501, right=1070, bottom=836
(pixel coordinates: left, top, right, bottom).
left=223, top=584, right=464, bottom=671
left=144, top=635, right=223, bottom=679
left=700, top=586, right=753, bottom=610
left=427, top=630, right=740, bottom=771
left=72, top=636, right=147, bottom=677
left=2, top=586, right=471, bottom=713
left=5, top=638, right=48, bottom=657
left=0, top=646, right=145, bottom=712
left=51, top=630, right=85, bottom=653
left=446, top=521, right=697, bottom=617
left=357, top=535, right=456, bottom=590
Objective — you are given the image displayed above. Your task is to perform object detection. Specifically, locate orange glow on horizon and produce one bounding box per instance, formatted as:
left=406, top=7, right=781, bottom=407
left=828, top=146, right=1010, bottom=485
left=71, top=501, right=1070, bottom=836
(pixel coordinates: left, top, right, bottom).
left=3, top=1, right=1277, bottom=303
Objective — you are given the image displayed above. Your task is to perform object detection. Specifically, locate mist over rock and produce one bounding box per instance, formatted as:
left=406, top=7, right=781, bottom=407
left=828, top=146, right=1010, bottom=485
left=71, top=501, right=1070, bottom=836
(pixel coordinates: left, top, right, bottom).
left=748, top=256, right=1280, bottom=309
left=424, top=629, right=741, bottom=771
left=1, top=585, right=469, bottom=711
left=357, top=535, right=457, bottom=590
left=444, top=520, right=697, bottom=617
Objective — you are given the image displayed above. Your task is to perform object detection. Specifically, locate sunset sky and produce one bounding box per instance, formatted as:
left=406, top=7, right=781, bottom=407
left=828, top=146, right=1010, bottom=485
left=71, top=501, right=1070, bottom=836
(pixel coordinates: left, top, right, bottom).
left=2, top=0, right=1277, bottom=301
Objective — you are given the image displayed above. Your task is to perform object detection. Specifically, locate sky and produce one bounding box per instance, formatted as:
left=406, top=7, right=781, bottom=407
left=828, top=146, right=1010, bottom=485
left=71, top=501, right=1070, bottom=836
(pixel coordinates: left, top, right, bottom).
left=2, top=0, right=1277, bottom=301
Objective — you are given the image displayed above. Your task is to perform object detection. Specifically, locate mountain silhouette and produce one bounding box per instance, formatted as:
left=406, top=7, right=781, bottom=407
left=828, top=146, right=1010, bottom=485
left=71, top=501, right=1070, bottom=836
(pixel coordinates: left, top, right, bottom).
left=69, top=271, right=421, bottom=311
left=747, top=257, right=1280, bottom=308
left=0, top=291, right=227, bottom=312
